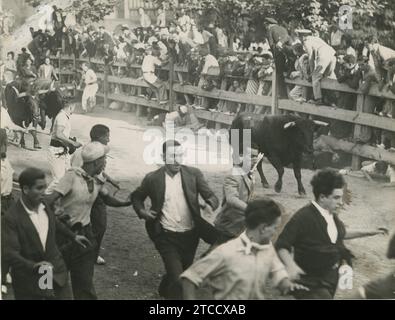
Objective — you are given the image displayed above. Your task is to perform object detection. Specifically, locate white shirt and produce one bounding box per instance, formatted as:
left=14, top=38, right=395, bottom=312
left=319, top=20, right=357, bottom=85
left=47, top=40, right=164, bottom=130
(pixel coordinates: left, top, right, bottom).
left=51, top=109, right=71, bottom=139
left=21, top=199, right=49, bottom=251
left=303, top=36, right=336, bottom=59
left=312, top=201, right=338, bottom=244
left=157, top=12, right=166, bottom=28
left=141, top=55, right=162, bottom=84
left=161, top=172, right=194, bottom=232
left=178, top=15, right=191, bottom=29
left=201, top=54, right=219, bottom=74
left=140, top=13, right=152, bottom=28
left=346, top=46, right=356, bottom=58
left=1, top=158, right=14, bottom=196
left=84, top=69, right=97, bottom=85
left=372, top=44, right=395, bottom=61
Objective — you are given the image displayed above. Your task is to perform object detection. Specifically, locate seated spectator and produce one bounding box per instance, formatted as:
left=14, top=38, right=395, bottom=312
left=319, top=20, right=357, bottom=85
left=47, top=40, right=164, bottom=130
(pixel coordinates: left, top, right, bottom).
left=156, top=8, right=166, bottom=28
left=2, top=51, right=17, bottom=85
left=177, top=8, right=191, bottom=31
left=244, top=53, right=260, bottom=112
left=115, top=36, right=128, bottom=62
left=141, top=47, right=168, bottom=105
left=218, top=80, right=244, bottom=114
left=38, top=56, right=58, bottom=81
left=194, top=46, right=219, bottom=109
left=329, top=21, right=343, bottom=51
left=20, top=58, right=37, bottom=83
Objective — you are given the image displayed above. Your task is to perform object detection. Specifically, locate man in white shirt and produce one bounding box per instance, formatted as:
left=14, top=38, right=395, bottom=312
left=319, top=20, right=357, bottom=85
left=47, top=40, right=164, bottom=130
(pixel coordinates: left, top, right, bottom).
left=194, top=46, right=219, bottom=108
left=156, top=8, right=166, bottom=28
left=138, top=7, right=152, bottom=29
left=81, top=62, right=99, bottom=113
left=46, top=101, right=82, bottom=194
left=301, top=34, right=337, bottom=105
left=177, top=8, right=191, bottom=31
left=141, top=47, right=168, bottom=104
left=131, top=140, right=220, bottom=299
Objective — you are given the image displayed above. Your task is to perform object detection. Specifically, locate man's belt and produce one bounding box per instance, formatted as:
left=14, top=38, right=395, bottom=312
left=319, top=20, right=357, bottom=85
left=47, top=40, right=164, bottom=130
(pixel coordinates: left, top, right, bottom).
left=50, top=139, right=77, bottom=155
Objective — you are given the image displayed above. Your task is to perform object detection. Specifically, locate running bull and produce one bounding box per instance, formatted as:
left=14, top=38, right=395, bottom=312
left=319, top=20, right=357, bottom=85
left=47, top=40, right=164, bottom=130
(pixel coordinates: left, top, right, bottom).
left=230, top=114, right=328, bottom=195
left=4, top=79, right=67, bottom=149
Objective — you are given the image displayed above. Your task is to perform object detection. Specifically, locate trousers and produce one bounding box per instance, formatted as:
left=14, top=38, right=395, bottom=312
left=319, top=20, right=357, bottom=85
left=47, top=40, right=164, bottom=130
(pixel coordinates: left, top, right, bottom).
left=151, top=228, right=199, bottom=300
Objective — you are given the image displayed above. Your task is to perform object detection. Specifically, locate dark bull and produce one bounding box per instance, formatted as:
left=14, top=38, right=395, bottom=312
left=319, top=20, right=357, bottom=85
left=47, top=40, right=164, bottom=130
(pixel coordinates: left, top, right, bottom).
left=230, top=114, right=328, bottom=195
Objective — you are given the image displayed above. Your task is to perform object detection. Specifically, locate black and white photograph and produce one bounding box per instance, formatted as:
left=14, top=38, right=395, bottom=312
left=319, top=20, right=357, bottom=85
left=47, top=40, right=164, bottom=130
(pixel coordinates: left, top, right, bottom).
left=0, top=0, right=394, bottom=302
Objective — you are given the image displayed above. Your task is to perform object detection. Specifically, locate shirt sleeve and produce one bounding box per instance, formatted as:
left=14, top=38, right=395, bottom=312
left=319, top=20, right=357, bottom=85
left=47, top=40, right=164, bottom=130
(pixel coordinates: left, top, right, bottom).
left=54, top=171, right=75, bottom=196
left=180, top=248, right=226, bottom=287
left=54, top=112, right=67, bottom=129
left=270, top=248, right=289, bottom=287
left=275, top=212, right=304, bottom=252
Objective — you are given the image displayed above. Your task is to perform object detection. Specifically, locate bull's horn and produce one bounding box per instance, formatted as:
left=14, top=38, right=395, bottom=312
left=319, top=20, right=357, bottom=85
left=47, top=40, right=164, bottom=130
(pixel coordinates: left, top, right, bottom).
left=18, top=92, right=28, bottom=98
left=284, top=121, right=296, bottom=129
left=313, top=120, right=329, bottom=126
left=11, top=86, right=20, bottom=96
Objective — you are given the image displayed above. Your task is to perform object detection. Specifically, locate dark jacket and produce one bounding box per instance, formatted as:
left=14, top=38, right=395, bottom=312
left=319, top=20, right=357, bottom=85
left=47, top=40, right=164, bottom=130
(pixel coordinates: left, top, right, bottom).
left=276, top=203, right=353, bottom=277
left=131, top=166, right=220, bottom=244
left=2, top=199, right=75, bottom=297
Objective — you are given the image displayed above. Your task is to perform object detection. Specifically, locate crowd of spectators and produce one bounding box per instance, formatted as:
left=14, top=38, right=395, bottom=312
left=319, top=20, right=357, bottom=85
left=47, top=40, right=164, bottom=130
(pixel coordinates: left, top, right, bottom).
left=1, top=5, right=395, bottom=148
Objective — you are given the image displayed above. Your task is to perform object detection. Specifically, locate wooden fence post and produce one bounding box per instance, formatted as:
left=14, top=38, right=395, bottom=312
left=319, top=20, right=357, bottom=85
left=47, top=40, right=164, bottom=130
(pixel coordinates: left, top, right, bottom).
left=169, top=57, right=175, bottom=111
left=271, top=66, right=279, bottom=115
left=351, top=93, right=365, bottom=170
left=104, top=65, right=109, bottom=109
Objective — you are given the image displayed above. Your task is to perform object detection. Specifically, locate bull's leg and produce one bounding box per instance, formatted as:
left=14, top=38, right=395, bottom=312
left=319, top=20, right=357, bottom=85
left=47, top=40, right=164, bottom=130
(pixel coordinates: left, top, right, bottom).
left=31, top=130, right=41, bottom=149
left=20, top=132, right=26, bottom=148
left=256, top=158, right=270, bottom=188
left=293, top=160, right=306, bottom=196
left=268, top=156, right=284, bottom=193
left=39, top=108, right=46, bottom=131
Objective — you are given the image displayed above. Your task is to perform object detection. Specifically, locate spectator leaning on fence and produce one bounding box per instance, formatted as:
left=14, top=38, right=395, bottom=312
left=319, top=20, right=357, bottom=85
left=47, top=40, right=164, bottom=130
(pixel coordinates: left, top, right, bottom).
left=299, top=30, right=337, bottom=105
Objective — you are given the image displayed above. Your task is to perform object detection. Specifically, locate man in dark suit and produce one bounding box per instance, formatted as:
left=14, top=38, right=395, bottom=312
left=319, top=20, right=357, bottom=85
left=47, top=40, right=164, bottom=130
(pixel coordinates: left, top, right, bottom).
left=131, top=140, right=220, bottom=299
left=2, top=167, right=90, bottom=300
left=276, top=169, right=388, bottom=299
left=265, top=18, right=292, bottom=98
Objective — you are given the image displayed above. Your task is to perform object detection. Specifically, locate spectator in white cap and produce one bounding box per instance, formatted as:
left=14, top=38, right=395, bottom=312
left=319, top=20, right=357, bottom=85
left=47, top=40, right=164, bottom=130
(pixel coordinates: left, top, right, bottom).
left=46, top=141, right=132, bottom=300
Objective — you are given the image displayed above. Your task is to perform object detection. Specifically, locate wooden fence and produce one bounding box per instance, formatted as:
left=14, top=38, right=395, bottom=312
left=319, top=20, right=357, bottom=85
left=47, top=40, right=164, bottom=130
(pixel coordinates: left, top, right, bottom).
left=51, top=54, right=395, bottom=169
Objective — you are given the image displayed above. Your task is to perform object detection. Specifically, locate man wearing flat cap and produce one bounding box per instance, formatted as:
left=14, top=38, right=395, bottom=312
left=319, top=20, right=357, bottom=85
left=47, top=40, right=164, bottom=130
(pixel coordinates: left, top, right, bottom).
left=46, top=142, right=132, bottom=299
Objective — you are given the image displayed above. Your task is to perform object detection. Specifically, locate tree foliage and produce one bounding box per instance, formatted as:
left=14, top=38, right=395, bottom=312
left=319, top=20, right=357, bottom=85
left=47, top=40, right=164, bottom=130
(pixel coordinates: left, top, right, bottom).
left=25, top=0, right=122, bottom=23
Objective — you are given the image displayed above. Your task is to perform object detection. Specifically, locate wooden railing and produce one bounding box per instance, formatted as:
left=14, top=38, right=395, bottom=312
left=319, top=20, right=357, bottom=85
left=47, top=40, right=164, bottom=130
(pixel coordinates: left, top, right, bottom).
left=51, top=54, right=395, bottom=168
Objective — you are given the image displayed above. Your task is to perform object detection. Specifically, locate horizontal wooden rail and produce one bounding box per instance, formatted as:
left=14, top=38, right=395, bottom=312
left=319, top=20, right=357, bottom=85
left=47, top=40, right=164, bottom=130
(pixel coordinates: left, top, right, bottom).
left=278, top=99, right=395, bottom=132
left=285, top=78, right=395, bottom=100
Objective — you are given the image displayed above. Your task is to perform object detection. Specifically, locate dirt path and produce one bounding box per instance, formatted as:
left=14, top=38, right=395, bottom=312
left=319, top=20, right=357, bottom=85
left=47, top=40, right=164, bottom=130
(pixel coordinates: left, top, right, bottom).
left=5, top=107, right=395, bottom=300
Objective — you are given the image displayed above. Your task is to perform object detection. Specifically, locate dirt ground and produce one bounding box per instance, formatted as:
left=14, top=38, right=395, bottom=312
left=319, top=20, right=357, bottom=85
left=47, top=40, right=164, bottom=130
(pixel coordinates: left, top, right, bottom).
left=3, top=106, right=395, bottom=300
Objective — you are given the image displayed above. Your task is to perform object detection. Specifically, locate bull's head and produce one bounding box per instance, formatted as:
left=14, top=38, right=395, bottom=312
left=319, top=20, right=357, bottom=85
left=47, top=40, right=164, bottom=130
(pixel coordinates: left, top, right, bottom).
left=283, top=119, right=328, bottom=154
